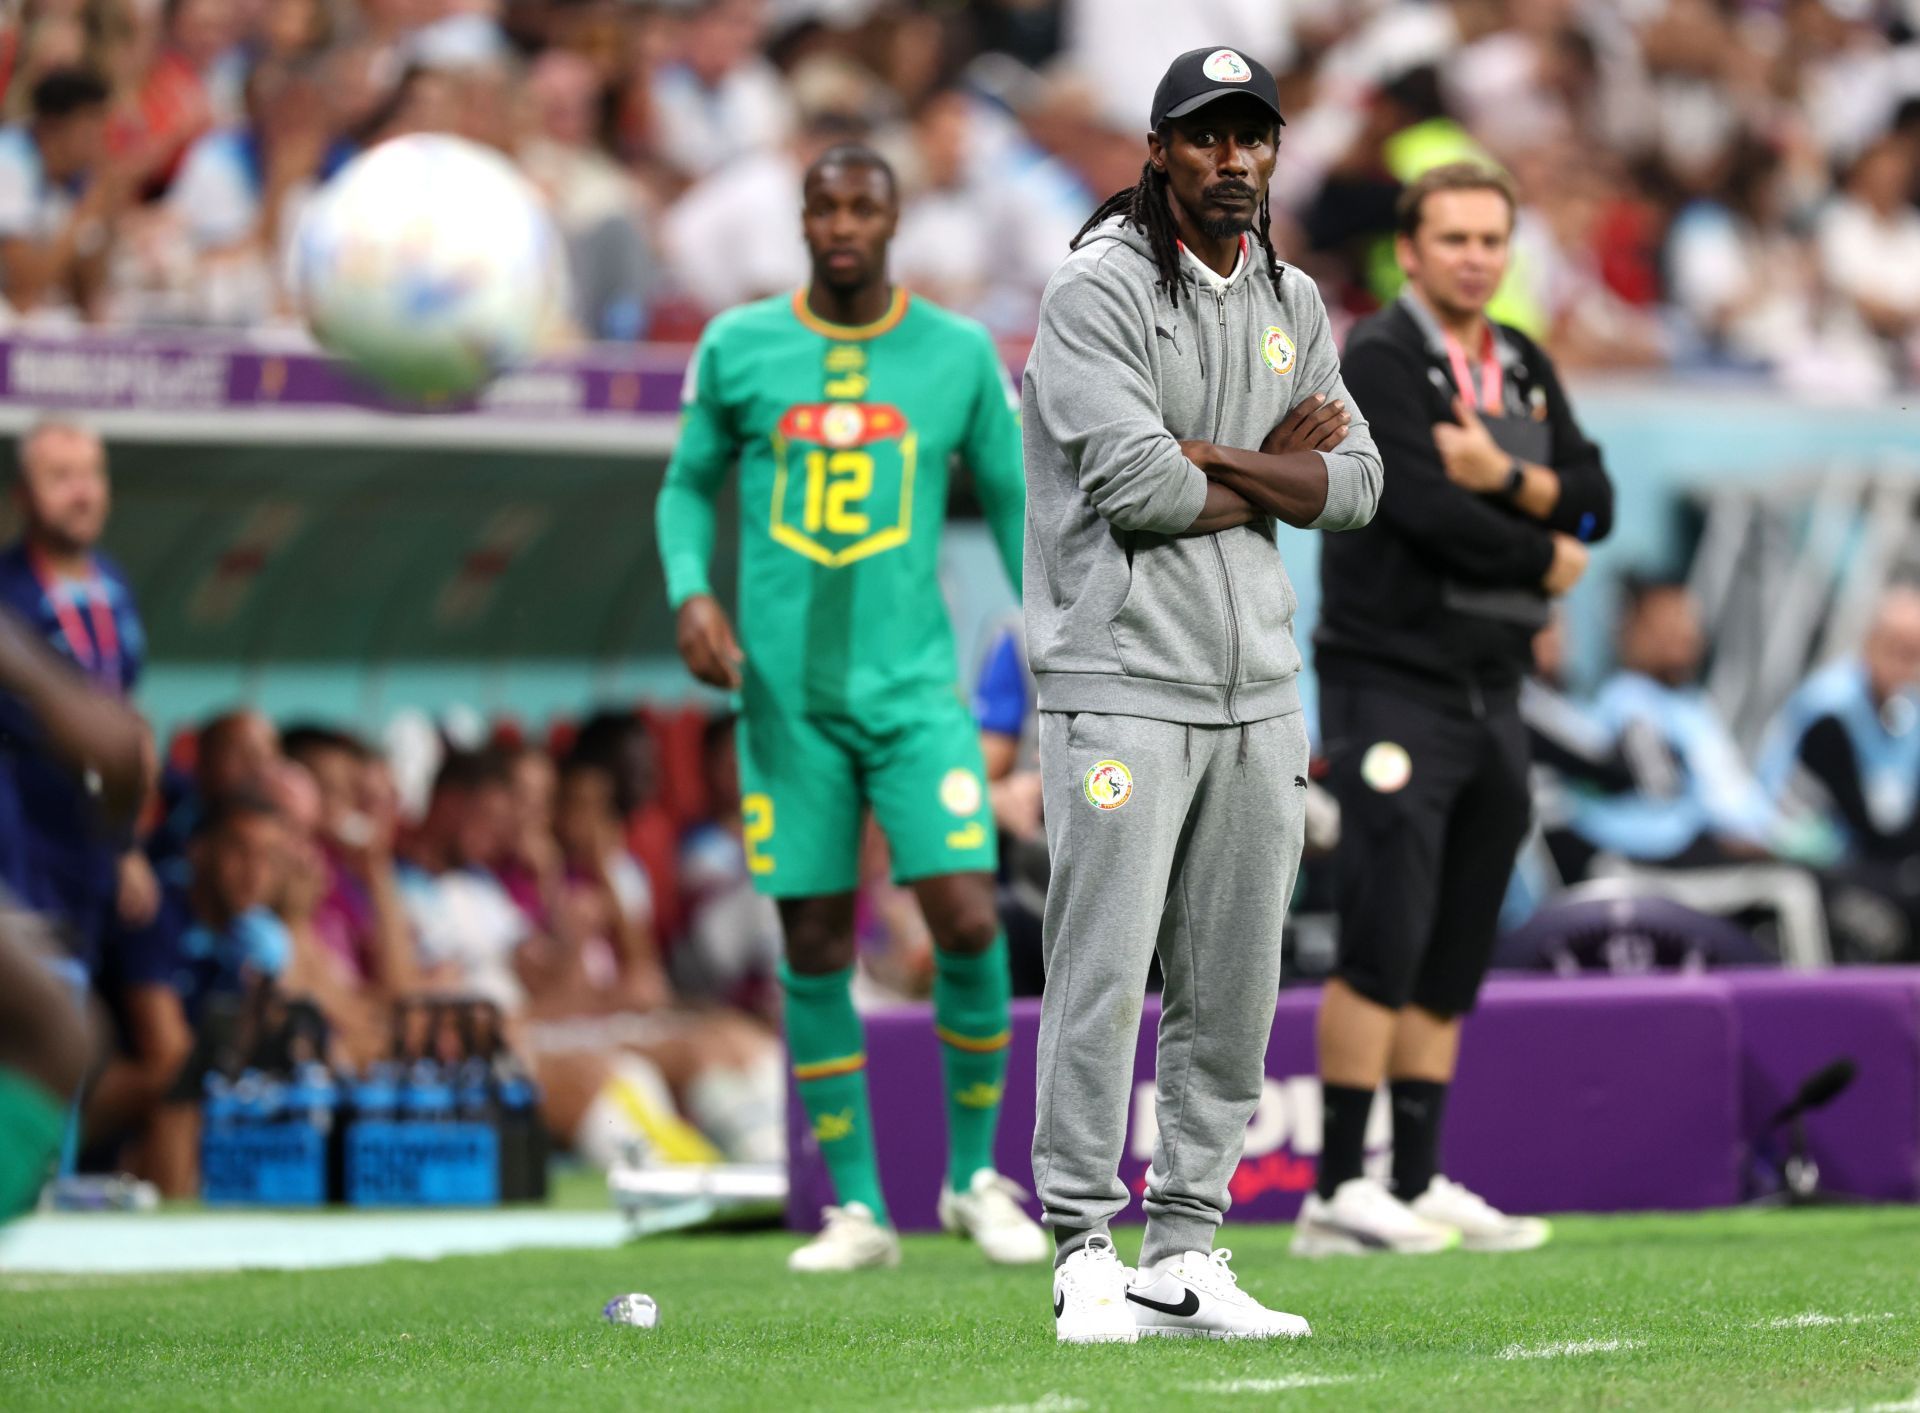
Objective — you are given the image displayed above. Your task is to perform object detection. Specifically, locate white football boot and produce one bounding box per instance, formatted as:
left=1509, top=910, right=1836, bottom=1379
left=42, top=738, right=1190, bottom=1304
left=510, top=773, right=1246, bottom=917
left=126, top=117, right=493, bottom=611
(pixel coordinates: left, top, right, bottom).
left=938, top=1170, right=1050, bottom=1265
left=1052, top=1234, right=1139, bottom=1344
left=786, top=1202, right=902, bottom=1273
left=1410, top=1176, right=1552, bottom=1252
left=1127, top=1249, right=1311, bottom=1340
left=1290, top=1176, right=1461, bottom=1257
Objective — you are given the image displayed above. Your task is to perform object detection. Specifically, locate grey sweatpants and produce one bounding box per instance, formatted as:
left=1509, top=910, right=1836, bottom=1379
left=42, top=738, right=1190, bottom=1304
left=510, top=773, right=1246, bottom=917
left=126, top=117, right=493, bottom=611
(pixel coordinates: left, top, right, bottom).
left=1031, top=709, right=1309, bottom=1269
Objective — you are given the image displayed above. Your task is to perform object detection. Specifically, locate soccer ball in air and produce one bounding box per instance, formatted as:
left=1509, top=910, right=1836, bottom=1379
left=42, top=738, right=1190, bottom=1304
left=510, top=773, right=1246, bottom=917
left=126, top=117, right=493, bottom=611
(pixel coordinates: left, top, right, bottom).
left=293, top=134, right=564, bottom=401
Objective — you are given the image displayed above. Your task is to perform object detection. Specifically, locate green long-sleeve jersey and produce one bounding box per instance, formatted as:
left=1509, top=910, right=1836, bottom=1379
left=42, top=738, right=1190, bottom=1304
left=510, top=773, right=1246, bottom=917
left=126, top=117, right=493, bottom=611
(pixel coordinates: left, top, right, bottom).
left=656, top=287, right=1025, bottom=723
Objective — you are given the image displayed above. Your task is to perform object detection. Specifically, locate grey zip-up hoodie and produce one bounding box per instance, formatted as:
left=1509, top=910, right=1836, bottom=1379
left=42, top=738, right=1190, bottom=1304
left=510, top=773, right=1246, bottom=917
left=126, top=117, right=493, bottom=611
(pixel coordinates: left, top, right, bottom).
left=1021, top=215, right=1382, bottom=725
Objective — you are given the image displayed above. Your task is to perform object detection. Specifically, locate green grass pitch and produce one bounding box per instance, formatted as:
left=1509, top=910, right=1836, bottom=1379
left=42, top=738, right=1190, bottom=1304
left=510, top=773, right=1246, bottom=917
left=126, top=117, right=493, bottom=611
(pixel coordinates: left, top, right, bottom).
left=4, top=1207, right=1919, bottom=1411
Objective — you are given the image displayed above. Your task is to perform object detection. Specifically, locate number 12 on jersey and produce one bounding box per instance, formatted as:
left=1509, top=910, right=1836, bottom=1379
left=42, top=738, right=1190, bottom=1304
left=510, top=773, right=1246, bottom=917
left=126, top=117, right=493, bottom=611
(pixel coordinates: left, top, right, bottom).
left=803, top=450, right=873, bottom=535
left=769, top=401, right=917, bottom=569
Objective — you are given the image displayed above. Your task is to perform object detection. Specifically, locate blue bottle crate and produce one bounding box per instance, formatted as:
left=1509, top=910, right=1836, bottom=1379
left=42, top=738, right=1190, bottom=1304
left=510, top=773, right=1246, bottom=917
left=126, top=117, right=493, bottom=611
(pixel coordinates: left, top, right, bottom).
left=345, top=1120, right=501, bottom=1206
left=201, top=1122, right=329, bottom=1206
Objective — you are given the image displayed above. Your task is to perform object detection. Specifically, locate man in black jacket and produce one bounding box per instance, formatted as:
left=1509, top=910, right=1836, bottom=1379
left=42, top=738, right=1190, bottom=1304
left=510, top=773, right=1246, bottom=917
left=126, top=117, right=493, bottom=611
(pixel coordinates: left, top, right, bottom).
left=1293, top=163, right=1613, bottom=1258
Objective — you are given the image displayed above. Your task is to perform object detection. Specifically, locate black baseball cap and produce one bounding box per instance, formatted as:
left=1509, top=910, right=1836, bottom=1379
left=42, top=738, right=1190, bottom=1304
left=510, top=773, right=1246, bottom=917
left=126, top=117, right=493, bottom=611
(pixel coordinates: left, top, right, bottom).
left=1149, top=46, right=1285, bottom=131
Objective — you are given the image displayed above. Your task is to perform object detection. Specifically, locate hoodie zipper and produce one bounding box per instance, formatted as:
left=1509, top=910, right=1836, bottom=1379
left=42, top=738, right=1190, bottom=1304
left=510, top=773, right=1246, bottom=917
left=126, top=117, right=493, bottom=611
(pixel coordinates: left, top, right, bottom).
left=1206, top=284, right=1241, bottom=723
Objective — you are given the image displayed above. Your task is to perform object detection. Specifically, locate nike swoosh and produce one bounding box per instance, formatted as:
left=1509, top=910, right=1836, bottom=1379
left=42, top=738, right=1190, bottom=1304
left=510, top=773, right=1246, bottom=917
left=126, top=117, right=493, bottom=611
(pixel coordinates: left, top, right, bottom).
left=1310, top=1218, right=1393, bottom=1250
left=1125, top=1287, right=1200, bottom=1318
left=1053, top=1292, right=1066, bottom=1318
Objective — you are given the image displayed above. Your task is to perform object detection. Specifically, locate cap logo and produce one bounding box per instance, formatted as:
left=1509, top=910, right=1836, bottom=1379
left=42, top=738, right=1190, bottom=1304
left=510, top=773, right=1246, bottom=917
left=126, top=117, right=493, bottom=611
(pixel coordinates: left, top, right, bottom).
left=1202, top=49, right=1252, bottom=83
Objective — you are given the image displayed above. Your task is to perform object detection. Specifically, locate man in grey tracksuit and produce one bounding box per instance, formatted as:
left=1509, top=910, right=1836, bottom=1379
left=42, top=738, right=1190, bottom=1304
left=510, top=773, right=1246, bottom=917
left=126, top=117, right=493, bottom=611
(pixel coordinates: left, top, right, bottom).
left=1026, top=46, right=1381, bottom=1342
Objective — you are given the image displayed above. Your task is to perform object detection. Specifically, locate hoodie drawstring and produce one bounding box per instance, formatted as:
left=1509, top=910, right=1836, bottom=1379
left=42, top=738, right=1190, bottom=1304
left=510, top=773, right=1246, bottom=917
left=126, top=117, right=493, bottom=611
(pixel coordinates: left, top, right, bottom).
left=1237, top=723, right=1249, bottom=766
left=1184, top=722, right=1193, bottom=775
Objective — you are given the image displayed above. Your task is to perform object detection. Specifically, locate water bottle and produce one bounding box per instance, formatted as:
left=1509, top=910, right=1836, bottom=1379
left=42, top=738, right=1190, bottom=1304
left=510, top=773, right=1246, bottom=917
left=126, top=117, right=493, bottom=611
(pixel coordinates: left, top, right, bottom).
left=203, top=1072, right=239, bottom=1133
left=352, top=1061, right=400, bottom=1123
left=293, top=1062, right=338, bottom=1138
left=232, top=1069, right=279, bottom=1126
left=455, top=1057, right=494, bottom=1122
left=494, top=1055, right=545, bottom=1202
left=403, top=1058, right=453, bottom=1122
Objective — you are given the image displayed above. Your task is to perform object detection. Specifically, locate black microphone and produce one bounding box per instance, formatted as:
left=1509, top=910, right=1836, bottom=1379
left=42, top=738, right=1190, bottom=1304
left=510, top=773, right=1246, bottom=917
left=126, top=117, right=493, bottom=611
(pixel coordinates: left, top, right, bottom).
left=1768, top=1058, right=1857, bottom=1129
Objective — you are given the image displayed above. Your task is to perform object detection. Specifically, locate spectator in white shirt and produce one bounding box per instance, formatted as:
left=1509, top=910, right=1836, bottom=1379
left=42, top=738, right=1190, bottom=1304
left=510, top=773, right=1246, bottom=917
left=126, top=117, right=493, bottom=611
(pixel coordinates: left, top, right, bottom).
left=650, top=0, right=795, bottom=181
left=1669, top=137, right=1823, bottom=368
left=0, top=69, right=126, bottom=325
left=164, top=60, right=349, bottom=325
left=521, top=50, right=655, bottom=340
left=1818, top=133, right=1920, bottom=367
left=889, top=89, right=995, bottom=319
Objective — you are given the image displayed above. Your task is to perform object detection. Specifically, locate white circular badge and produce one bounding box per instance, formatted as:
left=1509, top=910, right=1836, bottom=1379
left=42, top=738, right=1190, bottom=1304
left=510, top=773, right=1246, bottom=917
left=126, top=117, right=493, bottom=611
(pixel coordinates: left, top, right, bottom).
left=1360, top=741, right=1413, bottom=794
left=940, top=767, right=983, bottom=817
left=1202, top=50, right=1253, bottom=83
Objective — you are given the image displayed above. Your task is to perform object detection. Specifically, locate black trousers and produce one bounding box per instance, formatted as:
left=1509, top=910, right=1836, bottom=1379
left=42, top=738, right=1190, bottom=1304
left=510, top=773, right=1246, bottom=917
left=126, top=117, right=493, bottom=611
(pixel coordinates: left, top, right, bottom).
left=1322, top=680, right=1533, bottom=1017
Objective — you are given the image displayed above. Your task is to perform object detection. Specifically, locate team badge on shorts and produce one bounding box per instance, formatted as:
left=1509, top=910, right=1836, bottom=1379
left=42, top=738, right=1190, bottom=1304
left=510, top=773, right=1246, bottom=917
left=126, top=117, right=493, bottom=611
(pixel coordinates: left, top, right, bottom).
left=940, top=767, right=983, bottom=817
left=1083, top=759, right=1134, bottom=811
left=1360, top=741, right=1412, bottom=793
left=1261, top=326, right=1296, bottom=375
left=1203, top=49, right=1252, bottom=83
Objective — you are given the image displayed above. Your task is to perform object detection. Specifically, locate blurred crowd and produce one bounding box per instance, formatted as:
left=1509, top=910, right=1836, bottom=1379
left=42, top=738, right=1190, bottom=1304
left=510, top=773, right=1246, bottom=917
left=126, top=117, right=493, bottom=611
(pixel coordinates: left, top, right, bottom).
left=85, top=691, right=973, bottom=1193
left=0, top=0, right=1917, bottom=391
left=86, top=699, right=818, bottom=1192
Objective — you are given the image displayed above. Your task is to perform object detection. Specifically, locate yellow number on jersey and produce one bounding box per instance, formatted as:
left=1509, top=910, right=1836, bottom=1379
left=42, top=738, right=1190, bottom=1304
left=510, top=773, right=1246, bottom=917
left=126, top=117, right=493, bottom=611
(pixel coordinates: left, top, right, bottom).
left=742, top=793, right=775, bottom=875
left=802, top=450, right=874, bottom=535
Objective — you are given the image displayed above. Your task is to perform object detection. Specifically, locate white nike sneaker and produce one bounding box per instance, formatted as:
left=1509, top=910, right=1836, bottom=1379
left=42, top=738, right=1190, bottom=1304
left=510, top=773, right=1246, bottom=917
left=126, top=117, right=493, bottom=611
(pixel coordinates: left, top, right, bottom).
left=938, top=1169, right=1050, bottom=1265
left=1128, top=1249, right=1311, bottom=1341
left=1410, top=1176, right=1552, bottom=1252
left=787, top=1202, right=902, bottom=1273
left=1052, top=1234, right=1139, bottom=1344
left=1290, top=1176, right=1461, bottom=1257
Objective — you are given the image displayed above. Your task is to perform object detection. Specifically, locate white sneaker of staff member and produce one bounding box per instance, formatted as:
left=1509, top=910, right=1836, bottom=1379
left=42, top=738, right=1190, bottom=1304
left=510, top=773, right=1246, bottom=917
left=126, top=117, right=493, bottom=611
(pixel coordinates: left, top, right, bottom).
left=1291, top=1175, right=1460, bottom=1257
left=1052, top=1235, right=1138, bottom=1344
left=1127, top=1248, right=1312, bottom=1340
left=1410, top=1175, right=1552, bottom=1252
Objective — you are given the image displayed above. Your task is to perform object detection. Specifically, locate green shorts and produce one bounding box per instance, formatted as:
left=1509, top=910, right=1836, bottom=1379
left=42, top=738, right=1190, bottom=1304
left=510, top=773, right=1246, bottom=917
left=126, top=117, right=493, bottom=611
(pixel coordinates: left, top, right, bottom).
left=735, top=696, right=998, bottom=898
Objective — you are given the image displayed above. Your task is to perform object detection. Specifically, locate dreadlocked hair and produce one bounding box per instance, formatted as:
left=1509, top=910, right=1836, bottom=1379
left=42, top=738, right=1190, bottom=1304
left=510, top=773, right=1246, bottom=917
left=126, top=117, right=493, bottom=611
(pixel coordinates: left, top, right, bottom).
left=1070, top=154, right=1285, bottom=311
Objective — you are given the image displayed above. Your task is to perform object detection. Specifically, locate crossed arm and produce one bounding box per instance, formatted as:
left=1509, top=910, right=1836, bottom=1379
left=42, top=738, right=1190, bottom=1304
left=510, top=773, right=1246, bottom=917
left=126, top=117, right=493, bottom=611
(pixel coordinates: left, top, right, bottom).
left=1174, top=395, right=1354, bottom=534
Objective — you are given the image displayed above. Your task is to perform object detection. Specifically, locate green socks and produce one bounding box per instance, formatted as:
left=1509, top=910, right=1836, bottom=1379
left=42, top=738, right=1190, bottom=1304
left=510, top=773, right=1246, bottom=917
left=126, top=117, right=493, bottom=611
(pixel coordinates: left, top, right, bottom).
left=0, top=1066, right=66, bottom=1223
left=933, top=934, right=1013, bottom=1192
left=784, top=938, right=1013, bottom=1214
left=782, top=962, right=888, bottom=1221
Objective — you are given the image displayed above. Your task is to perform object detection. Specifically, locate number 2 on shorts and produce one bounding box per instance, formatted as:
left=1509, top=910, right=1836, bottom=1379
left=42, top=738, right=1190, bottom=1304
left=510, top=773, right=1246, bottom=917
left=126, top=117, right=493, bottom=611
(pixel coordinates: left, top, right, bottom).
left=742, top=792, right=776, bottom=875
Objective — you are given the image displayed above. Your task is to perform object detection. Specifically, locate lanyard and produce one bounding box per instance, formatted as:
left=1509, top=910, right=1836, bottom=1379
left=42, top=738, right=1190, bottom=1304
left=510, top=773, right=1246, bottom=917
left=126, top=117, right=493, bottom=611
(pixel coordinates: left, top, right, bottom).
left=28, top=544, right=120, bottom=689
left=1443, top=324, right=1503, bottom=416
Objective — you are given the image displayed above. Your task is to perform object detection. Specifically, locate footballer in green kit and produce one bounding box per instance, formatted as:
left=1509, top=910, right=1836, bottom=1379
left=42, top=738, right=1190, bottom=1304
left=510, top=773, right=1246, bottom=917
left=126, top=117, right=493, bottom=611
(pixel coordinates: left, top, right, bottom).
left=656, top=144, right=1041, bottom=1272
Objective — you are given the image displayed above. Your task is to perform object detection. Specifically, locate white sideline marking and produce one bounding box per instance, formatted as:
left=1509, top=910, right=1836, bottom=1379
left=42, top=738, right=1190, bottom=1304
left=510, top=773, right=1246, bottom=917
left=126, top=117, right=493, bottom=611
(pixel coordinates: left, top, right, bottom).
left=964, top=1397, right=1088, bottom=1413
left=0, top=1273, right=197, bottom=1292
left=0, top=1211, right=632, bottom=1274
left=1805, top=1387, right=1920, bottom=1413
left=1761, top=1312, right=1898, bottom=1329
left=1497, top=1338, right=1642, bottom=1361
left=1183, top=1376, right=1358, bottom=1394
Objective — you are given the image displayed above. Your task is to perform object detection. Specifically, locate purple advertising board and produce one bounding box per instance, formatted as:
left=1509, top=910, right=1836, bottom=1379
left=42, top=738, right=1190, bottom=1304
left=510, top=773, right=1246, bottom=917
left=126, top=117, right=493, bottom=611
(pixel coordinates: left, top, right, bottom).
left=1721, top=967, right=1920, bottom=1202
left=0, top=331, right=688, bottom=419
left=787, top=976, right=1781, bottom=1233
